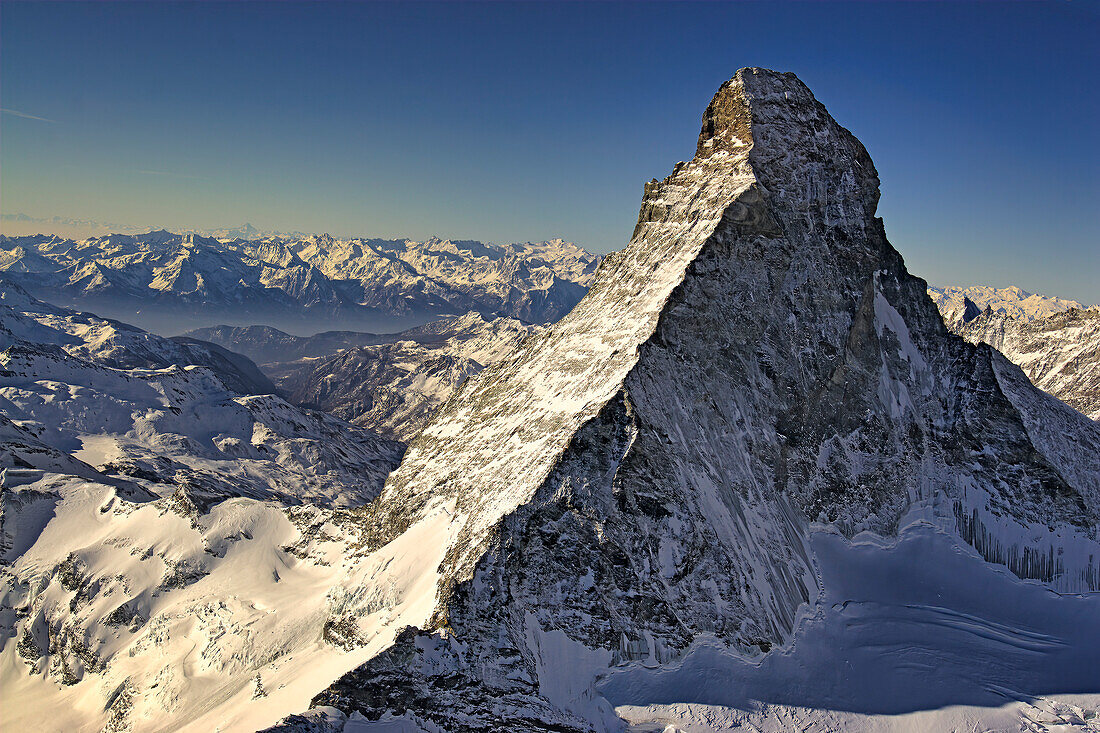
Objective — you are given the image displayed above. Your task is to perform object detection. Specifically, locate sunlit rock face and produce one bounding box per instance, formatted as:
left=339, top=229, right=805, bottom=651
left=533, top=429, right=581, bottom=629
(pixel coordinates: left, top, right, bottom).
left=263, top=67, right=1099, bottom=732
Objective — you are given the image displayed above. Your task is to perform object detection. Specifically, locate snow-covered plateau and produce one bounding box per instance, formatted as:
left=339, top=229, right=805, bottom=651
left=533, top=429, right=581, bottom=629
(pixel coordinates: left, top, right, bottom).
left=2, top=67, right=1099, bottom=733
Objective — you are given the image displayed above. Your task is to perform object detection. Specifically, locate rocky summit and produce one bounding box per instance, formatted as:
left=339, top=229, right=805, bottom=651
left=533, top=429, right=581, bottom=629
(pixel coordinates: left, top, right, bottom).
left=260, top=68, right=1100, bottom=732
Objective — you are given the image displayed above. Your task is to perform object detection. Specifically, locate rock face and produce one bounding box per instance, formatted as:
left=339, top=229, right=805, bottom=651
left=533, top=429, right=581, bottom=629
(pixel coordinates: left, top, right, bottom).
left=0, top=232, right=598, bottom=334
left=258, top=68, right=1100, bottom=732
left=954, top=306, right=1100, bottom=420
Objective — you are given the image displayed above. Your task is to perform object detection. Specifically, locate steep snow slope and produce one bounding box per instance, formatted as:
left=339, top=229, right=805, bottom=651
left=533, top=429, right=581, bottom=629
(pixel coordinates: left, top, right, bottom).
left=0, top=345, right=401, bottom=507
left=0, top=279, right=275, bottom=396
left=263, top=68, right=1100, bottom=733
left=278, top=313, right=544, bottom=441
left=0, top=315, right=406, bottom=730
left=951, top=307, right=1100, bottom=421
left=929, top=285, right=1088, bottom=326
left=0, top=231, right=598, bottom=334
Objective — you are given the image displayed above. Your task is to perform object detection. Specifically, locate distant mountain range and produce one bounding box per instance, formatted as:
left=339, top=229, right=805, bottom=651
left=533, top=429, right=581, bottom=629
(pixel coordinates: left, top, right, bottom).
left=0, top=279, right=275, bottom=396
left=186, top=313, right=544, bottom=442
left=0, top=230, right=599, bottom=335
left=928, top=285, right=1088, bottom=326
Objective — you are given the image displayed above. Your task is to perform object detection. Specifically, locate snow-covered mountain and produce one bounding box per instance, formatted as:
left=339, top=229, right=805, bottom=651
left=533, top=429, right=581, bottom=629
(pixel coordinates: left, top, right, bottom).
left=0, top=299, right=406, bottom=730
left=952, top=306, right=1100, bottom=421
left=3, top=68, right=1098, bottom=733
left=0, top=279, right=275, bottom=396
left=276, top=312, right=543, bottom=441
left=925, top=285, right=1100, bottom=421
left=256, top=68, right=1097, bottom=732
left=0, top=232, right=599, bottom=335
left=929, top=284, right=1087, bottom=326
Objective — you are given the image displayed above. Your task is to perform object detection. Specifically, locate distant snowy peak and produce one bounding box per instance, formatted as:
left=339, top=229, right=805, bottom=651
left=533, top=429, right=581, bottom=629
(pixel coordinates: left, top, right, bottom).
left=0, top=230, right=600, bottom=333
left=927, top=284, right=1099, bottom=420
left=929, top=284, right=1090, bottom=326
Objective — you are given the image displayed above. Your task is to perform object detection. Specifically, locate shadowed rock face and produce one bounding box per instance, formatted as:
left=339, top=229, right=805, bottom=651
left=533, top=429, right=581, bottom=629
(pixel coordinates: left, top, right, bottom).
left=271, top=68, right=1100, bottom=732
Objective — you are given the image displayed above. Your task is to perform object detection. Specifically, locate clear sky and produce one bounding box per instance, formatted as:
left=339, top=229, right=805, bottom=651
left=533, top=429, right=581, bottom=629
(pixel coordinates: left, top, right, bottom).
left=2, top=1, right=1097, bottom=303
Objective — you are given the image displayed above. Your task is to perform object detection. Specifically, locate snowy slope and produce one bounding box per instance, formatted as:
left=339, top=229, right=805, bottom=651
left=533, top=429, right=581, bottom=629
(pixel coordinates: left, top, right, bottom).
left=0, top=279, right=275, bottom=395
left=0, top=309, right=406, bottom=731
left=0, top=231, right=599, bottom=334
left=264, top=68, right=1100, bottom=733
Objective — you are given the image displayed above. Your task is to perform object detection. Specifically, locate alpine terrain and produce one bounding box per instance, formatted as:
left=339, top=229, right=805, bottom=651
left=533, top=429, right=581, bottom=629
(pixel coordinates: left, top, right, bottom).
left=0, top=232, right=598, bottom=334
left=2, top=67, right=1098, bottom=733
left=184, top=314, right=544, bottom=441
left=952, top=306, right=1100, bottom=421
left=0, top=290, right=406, bottom=729
left=928, top=285, right=1088, bottom=327
left=267, top=68, right=1100, bottom=732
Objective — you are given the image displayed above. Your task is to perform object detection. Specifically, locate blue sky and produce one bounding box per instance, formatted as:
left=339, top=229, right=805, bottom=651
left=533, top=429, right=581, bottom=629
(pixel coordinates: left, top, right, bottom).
left=2, top=1, right=1097, bottom=303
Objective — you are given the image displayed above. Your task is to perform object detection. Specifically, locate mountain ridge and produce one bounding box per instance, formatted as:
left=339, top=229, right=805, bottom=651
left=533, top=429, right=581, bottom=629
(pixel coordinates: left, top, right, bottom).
left=0, top=231, right=599, bottom=335
left=267, top=67, right=1100, bottom=732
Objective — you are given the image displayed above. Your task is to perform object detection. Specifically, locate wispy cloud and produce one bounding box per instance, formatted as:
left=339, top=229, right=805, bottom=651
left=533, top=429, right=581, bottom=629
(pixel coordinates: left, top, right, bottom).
left=1, top=107, right=56, bottom=123
left=136, top=169, right=209, bottom=181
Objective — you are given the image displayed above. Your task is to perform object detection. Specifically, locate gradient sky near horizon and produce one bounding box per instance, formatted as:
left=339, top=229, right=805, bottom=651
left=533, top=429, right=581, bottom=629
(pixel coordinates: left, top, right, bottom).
left=2, top=1, right=1097, bottom=303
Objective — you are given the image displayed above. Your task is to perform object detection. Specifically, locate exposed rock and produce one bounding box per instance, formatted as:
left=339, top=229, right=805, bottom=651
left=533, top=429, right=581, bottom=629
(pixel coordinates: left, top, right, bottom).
left=273, top=67, right=1100, bottom=732
left=953, top=306, right=1100, bottom=420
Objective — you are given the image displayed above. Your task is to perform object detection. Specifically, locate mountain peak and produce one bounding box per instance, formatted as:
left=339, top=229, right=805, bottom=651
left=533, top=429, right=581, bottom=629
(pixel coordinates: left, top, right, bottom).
left=961, top=296, right=982, bottom=322
left=696, top=67, right=811, bottom=157
left=297, top=68, right=1100, bottom=732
